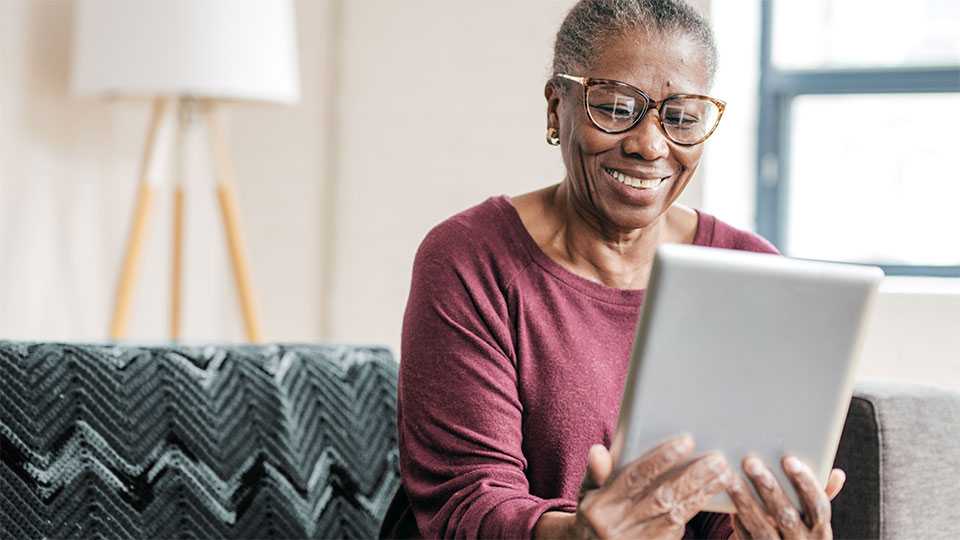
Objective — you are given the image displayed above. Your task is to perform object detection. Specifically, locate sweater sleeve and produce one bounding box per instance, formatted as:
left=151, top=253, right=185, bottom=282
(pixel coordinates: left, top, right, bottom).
left=688, top=511, right=735, bottom=539
left=398, top=221, right=576, bottom=539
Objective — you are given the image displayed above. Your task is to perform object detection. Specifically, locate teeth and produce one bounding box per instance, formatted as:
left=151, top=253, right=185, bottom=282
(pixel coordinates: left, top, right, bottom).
left=605, top=168, right=664, bottom=189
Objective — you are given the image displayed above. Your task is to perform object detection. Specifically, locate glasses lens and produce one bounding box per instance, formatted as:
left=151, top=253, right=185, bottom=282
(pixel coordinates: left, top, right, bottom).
left=586, top=83, right=647, bottom=132
left=660, top=97, right=722, bottom=144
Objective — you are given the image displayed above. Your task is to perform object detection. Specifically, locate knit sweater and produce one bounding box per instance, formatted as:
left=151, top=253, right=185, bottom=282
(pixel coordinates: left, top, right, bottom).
left=394, top=196, right=779, bottom=539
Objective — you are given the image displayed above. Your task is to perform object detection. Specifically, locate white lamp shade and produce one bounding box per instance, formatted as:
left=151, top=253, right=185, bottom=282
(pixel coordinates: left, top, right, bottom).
left=72, top=0, right=300, bottom=103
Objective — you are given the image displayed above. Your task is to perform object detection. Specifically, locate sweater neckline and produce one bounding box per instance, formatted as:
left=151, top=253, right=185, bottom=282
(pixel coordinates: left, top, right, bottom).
left=491, top=195, right=714, bottom=306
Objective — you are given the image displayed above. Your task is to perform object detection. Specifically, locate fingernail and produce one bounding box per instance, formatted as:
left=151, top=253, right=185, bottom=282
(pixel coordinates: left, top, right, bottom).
left=729, top=474, right=744, bottom=490
left=784, top=456, right=803, bottom=474
left=744, top=457, right=764, bottom=476
left=759, top=472, right=775, bottom=489
left=705, top=453, right=727, bottom=473
left=718, top=470, right=733, bottom=486
left=673, top=435, right=694, bottom=453
left=745, top=458, right=776, bottom=488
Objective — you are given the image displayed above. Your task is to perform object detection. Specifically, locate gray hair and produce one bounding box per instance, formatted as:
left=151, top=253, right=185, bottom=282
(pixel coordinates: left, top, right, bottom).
left=552, top=0, right=718, bottom=86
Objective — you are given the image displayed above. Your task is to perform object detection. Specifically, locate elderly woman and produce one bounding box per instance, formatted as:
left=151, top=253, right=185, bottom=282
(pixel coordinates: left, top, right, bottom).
left=381, top=1, right=845, bottom=538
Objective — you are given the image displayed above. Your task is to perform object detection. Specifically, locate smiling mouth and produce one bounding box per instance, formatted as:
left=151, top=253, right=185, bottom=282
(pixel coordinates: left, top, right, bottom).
left=604, top=167, right=669, bottom=190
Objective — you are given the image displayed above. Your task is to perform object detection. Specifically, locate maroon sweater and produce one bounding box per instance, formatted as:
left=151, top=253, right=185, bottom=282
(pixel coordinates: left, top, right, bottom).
left=395, top=196, right=779, bottom=539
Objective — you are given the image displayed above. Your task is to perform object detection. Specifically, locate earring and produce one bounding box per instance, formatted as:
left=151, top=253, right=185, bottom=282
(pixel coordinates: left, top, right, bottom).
left=546, top=127, right=560, bottom=146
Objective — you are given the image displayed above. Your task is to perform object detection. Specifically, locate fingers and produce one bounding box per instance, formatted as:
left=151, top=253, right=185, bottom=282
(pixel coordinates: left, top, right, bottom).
left=640, top=452, right=731, bottom=526
left=732, top=515, right=753, bottom=540
left=576, top=436, right=695, bottom=538
left=588, top=445, right=613, bottom=488
left=668, top=453, right=732, bottom=524
left=727, top=472, right=779, bottom=540
left=578, top=444, right=613, bottom=502
left=782, top=456, right=833, bottom=530
left=743, top=456, right=805, bottom=539
left=825, top=468, right=846, bottom=500
left=614, top=434, right=695, bottom=499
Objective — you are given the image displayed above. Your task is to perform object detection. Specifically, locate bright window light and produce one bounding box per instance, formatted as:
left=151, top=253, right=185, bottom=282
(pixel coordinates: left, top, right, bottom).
left=772, top=0, right=960, bottom=69
left=786, top=93, right=960, bottom=266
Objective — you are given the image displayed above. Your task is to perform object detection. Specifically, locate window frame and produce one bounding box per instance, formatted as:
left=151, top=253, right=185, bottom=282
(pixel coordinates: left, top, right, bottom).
left=756, top=0, right=960, bottom=277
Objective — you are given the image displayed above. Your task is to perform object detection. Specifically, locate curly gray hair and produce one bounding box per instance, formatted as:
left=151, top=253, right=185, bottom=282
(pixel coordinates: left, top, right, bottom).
left=552, top=0, right=718, bottom=86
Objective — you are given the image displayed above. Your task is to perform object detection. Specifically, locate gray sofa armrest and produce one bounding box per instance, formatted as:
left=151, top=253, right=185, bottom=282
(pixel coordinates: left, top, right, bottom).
left=832, top=381, right=960, bottom=539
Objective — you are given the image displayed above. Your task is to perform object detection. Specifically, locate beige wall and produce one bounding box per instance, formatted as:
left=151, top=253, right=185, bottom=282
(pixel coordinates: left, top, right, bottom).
left=0, top=0, right=334, bottom=343
left=1, top=0, right=957, bottom=391
left=859, top=279, right=960, bottom=391
left=326, top=0, right=569, bottom=349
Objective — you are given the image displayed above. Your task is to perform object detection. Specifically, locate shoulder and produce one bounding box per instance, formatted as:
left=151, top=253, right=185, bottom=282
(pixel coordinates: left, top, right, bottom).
left=405, top=197, right=526, bottom=358
left=414, top=196, right=533, bottom=283
left=696, top=210, right=780, bottom=255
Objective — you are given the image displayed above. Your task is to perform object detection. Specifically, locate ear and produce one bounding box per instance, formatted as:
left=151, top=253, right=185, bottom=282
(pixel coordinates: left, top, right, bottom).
left=544, top=80, right=561, bottom=131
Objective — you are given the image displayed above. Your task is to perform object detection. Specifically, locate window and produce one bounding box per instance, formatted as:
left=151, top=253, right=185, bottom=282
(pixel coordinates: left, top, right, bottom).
left=756, top=0, right=960, bottom=276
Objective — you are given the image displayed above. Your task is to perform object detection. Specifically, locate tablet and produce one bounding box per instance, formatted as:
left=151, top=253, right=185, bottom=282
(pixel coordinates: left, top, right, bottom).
left=614, top=244, right=884, bottom=513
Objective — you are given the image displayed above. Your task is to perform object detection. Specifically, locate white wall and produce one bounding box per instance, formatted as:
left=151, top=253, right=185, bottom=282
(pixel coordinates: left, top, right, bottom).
left=701, top=0, right=759, bottom=230
left=326, top=1, right=572, bottom=349
left=859, top=278, right=960, bottom=392
left=1, top=0, right=957, bottom=392
left=0, top=0, right=334, bottom=343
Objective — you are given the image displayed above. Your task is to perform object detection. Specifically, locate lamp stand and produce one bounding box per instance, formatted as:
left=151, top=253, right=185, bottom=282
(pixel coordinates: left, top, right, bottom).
left=109, top=96, right=263, bottom=343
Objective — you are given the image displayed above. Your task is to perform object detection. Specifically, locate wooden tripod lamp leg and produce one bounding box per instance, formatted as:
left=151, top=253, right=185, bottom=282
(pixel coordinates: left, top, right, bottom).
left=203, top=102, right=263, bottom=343
left=109, top=98, right=169, bottom=341
left=171, top=184, right=185, bottom=341
left=170, top=98, right=192, bottom=342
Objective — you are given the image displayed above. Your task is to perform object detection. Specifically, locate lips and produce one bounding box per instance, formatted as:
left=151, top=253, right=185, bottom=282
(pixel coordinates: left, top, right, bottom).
left=603, top=167, right=669, bottom=190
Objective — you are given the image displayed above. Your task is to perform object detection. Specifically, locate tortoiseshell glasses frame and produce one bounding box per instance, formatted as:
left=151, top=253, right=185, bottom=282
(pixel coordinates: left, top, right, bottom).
left=555, top=73, right=726, bottom=146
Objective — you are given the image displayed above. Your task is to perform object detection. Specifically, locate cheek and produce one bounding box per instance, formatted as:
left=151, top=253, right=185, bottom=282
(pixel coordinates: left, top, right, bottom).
left=559, top=101, right=619, bottom=161
left=562, top=121, right=621, bottom=167
left=673, top=146, right=704, bottom=176
left=579, top=129, right=619, bottom=156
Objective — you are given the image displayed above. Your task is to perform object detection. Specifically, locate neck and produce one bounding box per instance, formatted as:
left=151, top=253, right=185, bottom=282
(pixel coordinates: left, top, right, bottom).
left=545, top=180, right=664, bottom=289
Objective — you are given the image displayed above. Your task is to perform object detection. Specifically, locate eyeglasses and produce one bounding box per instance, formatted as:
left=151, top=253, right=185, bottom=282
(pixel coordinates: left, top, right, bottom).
left=555, top=73, right=726, bottom=146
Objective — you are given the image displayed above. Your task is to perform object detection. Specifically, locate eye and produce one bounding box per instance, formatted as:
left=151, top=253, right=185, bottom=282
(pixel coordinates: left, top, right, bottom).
left=588, top=92, right=639, bottom=120
left=592, top=103, right=637, bottom=119
left=662, top=109, right=701, bottom=129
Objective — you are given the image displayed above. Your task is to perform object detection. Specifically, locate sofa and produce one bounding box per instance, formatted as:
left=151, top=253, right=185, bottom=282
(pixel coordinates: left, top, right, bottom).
left=0, top=342, right=400, bottom=539
left=1, top=341, right=959, bottom=539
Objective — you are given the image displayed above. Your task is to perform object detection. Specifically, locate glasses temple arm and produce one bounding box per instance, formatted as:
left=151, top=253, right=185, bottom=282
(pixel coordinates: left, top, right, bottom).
left=554, top=73, right=587, bottom=86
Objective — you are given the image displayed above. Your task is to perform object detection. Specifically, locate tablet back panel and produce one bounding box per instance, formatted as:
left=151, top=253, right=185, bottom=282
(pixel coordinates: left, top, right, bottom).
left=615, top=244, right=883, bottom=513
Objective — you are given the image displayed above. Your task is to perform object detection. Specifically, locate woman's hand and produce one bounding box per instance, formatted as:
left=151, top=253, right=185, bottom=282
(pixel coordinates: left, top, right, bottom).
left=565, top=435, right=732, bottom=540
left=727, top=456, right=846, bottom=539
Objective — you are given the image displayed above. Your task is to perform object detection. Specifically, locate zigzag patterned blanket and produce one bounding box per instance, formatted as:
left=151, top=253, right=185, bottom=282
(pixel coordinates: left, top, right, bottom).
left=0, top=342, right=400, bottom=540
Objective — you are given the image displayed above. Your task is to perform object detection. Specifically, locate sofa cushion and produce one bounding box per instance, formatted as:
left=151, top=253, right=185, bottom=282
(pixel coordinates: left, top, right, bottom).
left=0, top=342, right=399, bottom=539
left=832, top=396, right=882, bottom=538
left=832, top=382, right=960, bottom=539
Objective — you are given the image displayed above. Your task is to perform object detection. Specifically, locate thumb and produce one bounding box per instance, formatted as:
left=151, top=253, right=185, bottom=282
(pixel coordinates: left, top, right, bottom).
left=826, top=468, right=846, bottom=500
left=587, top=444, right=614, bottom=487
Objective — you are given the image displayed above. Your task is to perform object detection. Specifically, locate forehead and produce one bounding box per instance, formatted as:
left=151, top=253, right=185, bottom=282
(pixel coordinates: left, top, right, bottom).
left=587, top=29, right=710, bottom=98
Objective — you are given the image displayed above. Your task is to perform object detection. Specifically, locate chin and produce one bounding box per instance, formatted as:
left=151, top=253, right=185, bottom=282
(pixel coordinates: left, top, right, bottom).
left=603, top=205, right=666, bottom=232
left=608, top=178, right=693, bottom=233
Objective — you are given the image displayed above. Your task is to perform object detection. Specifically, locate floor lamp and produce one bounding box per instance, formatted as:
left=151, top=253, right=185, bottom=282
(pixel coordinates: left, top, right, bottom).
left=71, top=0, right=300, bottom=342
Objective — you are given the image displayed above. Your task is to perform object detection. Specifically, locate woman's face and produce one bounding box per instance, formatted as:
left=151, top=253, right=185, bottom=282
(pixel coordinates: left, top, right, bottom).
left=547, top=30, right=712, bottom=232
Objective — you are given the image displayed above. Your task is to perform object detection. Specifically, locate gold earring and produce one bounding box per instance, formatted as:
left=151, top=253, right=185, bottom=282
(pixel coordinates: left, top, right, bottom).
left=546, top=127, right=560, bottom=146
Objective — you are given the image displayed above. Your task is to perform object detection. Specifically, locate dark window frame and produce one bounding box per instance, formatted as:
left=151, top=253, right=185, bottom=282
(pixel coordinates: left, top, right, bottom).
left=756, top=0, right=960, bottom=277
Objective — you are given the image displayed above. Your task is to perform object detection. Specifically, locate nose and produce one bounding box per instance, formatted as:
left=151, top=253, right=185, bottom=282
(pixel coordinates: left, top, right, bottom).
left=621, top=110, right=670, bottom=161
